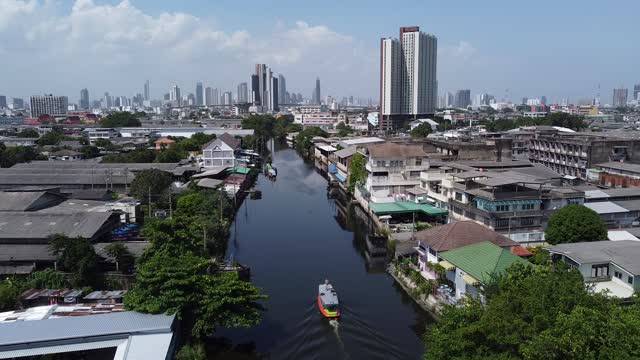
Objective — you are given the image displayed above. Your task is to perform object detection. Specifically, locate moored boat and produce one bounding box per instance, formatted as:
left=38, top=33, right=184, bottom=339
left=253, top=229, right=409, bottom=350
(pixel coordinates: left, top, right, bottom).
left=318, top=279, right=340, bottom=318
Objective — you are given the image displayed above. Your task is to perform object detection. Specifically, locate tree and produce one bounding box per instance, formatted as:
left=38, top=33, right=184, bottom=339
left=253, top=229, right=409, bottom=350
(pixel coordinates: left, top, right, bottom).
left=348, top=152, right=366, bottom=193
left=36, top=131, right=63, bottom=146
left=94, top=138, right=113, bottom=148
left=22, top=269, right=65, bottom=289
left=424, top=263, right=630, bottom=360
left=129, top=169, right=173, bottom=204
left=411, top=123, right=433, bottom=138
left=545, top=204, right=607, bottom=245
left=0, top=280, right=20, bottom=311
left=100, top=112, right=142, bottom=127
left=0, top=145, right=41, bottom=168
left=155, top=146, right=185, bottom=163
left=294, top=127, right=328, bottom=156
left=80, top=145, right=100, bottom=159
left=105, top=242, right=135, bottom=273
left=124, top=248, right=266, bottom=338
left=16, top=129, right=40, bottom=138
left=48, top=234, right=97, bottom=286
left=176, top=343, right=206, bottom=360
left=336, top=122, right=354, bottom=137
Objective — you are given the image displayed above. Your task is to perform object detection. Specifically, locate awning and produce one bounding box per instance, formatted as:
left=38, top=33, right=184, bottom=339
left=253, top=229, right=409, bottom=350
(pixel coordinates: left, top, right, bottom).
left=369, top=201, right=448, bottom=216
left=462, top=274, right=480, bottom=286
left=328, top=163, right=337, bottom=174
left=438, top=260, right=455, bottom=271
left=334, top=172, right=346, bottom=183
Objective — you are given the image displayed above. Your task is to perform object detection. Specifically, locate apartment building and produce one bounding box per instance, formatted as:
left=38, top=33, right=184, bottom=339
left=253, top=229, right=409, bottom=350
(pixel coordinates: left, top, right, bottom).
left=30, top=95, right=68, bottom=117
left=362, top=142, right=430, bottom=202
left=529, top=133, right=640, bottom=180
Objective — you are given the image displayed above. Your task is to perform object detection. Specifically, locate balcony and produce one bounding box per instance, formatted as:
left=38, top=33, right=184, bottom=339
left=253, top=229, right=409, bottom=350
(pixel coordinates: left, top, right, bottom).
left=466, top=188, right=541, bottom=201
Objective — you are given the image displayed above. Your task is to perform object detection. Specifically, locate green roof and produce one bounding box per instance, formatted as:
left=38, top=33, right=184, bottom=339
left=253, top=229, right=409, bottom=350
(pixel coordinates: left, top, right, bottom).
left=439, top=241, right=530, bottom=283
left=229, top=167, right=251, bottom=175
left=369, top=201, right=448, bottom=216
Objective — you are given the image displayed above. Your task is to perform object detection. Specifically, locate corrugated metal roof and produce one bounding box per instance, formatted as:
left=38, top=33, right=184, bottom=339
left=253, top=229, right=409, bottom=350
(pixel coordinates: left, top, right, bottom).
left=440, top=241, right=530, bottom=284
left=123, top=333, right=174, bottom=360
left=0, top=311, right=175, bottom=347
left=583, top=201, right=629, bottom=214
left=0, top=212, right=117, bottom=240
left=0, top=339, right=126, bottom=359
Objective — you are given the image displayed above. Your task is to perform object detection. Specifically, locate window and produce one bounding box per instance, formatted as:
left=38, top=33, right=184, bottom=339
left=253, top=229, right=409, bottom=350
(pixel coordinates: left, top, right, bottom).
left=591, top=264, right=609, bottom=278
left=455, top=192, right=463, bottom=201
left=496, top=205, right=510, bottom=212
left=520, top=217, right=534, bottom=226
left=521, top=203, right=535, bottom=211
left=629, top=276, right=634, bottom=285
left=496, top=219, right=509, bottom=228
left=615, top=271, right=622, bottom=279
left=376, top=161, right=385, bottom=167
left=415, top=158, right=422, bottom=166
left=428, top=248, right=437, bottom=256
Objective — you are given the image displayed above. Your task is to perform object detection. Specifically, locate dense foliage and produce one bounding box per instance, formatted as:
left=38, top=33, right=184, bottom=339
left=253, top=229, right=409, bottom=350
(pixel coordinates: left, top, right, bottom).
left=100, top=111, right=142, bottom=127
left=48, top=234, right=98, bottom=286
left=241, top=114, right=300, bottom=150
left=411, top=123, right=433, bottom=138
left=336, top=122, right=354, bottom=137
left=294, top=127, right=328, bottom=156
left=16, top=129, right=40, bottom=138
left=80, top=145, right=100, bottom=159
left=348, top=152, right=366, bottom=193
left=36, top=130, right=64, bottom=146
left=424, top=263, right=640, bottom=359
left=104, top=242, right=135, bottom=274
left=102, top=149, right=157, bottom=163
left=0, top=143, right=43, bottom=167
left=129, top=168, right=174, bottom=205
left=485, top=113, right=586, bottom=132
left=545, top=204, right=607, bottom=245
left=125, top=186, right=266, bottom=338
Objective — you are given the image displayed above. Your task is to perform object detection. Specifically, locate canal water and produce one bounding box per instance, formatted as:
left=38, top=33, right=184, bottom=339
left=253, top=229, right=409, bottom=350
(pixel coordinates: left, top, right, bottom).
left=218, top=147, right=431, bottom=359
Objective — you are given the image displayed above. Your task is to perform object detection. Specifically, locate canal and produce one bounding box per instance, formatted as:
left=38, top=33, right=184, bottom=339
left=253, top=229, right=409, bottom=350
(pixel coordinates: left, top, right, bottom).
left=218, top=146, right=432, bottom=359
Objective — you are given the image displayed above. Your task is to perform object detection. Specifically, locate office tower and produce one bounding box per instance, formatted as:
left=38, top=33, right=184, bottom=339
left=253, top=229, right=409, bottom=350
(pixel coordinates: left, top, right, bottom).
left=12, top=98, right=24, bottom=109
left=237, top=82, right=248, bottom=103
left=103, top=92, right=113, bottom=108
left=79, top=88, right=89, bottom=109
left=196, top=82, right=203, bottom=106
left=0, top=95, right=6, bottom=109
left=163, top=93, right=170, bottom=101
left=187, top=93, right=196, bottom=106
left=212, top=88, right=220, bottom=105
left=634, top=84, right=640, bottom=100
left=379, top=26, right=437, bottom=130
left=170, top=85, right=181, bottom=106
left=613, top=88, right=628, bottom=107
left=144, top=80, right=150, bottom=101
left=278, top=74, right=287, bottom=105
left=521, top=97, right=528, bottom=105
left=30, top=95, right=68, bottom=117
left=540, top=96, right=547, bottom=105
left=205, top=87, right=214, bottom=105
left=272, top=77, right=279, bottom=110
left=313, top=77, right=321, bottom=105
left=118, top=96, right=128, bottom=107
left=222, top=92, right=232, bottom=105
left=454, top=90, right=471, bottom=108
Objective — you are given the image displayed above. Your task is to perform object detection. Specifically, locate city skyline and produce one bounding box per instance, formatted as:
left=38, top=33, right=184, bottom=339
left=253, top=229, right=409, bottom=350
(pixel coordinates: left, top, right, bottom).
left=1, top=1, right=638, bottom=104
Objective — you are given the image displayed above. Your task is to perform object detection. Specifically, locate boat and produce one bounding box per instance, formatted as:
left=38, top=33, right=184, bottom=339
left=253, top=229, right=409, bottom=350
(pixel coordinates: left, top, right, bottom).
left=318, top=279, right=340, bottom=318
left=265, top=163, right=277, bottom=177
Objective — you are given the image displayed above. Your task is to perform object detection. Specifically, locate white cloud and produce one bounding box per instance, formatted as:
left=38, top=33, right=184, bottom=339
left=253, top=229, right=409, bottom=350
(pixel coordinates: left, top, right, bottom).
left=0, top=0, right=373, bottom=98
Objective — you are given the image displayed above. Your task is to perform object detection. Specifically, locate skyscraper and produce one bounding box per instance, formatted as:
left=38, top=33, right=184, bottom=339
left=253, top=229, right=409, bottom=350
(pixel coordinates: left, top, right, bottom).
left=314, top=77, right=321, bottom=105
left=0, top=95, right=6, bottom=109
left=205, top=87, right=214, bottom=105
left=455, top=90, right=471, bottom=108
left=196, top=82, right=204, bottom=106
left=251, top=64, right=279, bottom=111
left=212, top=88, right=220, bottom=106
left=12, top=98, right=24, bottom=109
left=104, top=92, right=112, bottom=108
left=613, top=88, right=628, bottom=107
left=80, top=88, right=89, bottom=109
left=634, top=84, right=640, bottom=101
left=30, top=95, right=68, bottom=117
left=237, top=82, right=248, bottom=103
left=222, top=92, right=233, bottom=105
left=170, top=85, right=181, bottom=106
left=144, top=80, right=150, bottom=101
left=278, top=74, right=287, bottom=106
left=379, top=26, right=437, bottom=130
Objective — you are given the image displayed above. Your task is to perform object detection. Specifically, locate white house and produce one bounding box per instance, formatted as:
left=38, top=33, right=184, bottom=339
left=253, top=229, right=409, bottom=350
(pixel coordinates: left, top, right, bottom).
left=201, top=138, right=236, bottom=168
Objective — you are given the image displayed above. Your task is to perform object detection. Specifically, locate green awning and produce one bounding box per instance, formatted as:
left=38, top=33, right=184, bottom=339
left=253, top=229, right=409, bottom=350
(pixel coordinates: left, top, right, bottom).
left=230, top=167, right=251, bottom=174
left=369, top=201, right=448, bottom=216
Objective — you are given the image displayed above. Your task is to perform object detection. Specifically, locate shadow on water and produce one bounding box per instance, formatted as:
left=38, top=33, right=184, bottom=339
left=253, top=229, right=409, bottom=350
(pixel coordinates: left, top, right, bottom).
left=210, top=146, right=433, bottom=359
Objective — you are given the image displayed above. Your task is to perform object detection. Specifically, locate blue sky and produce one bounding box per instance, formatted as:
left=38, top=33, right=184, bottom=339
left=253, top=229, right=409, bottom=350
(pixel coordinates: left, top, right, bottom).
left=1, top=0, right=638, bottom=104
